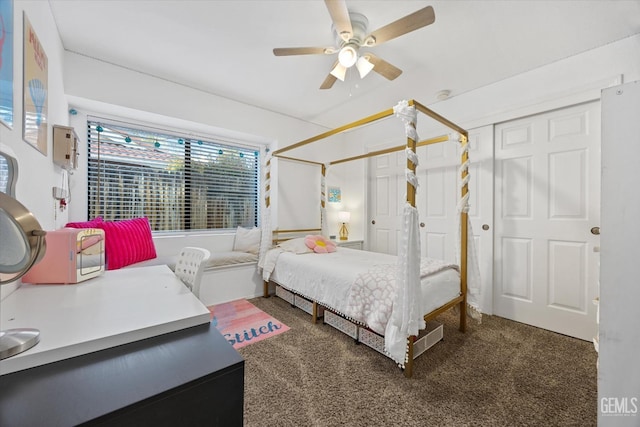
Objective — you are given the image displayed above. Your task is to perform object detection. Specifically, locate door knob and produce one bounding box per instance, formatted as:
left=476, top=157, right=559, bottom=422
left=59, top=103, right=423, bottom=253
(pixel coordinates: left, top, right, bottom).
left=420, top=222, right=425, bottom=228
left=371, top=220, right=376, bottom=225
left=590, top=226, right=600, bottom=235
left=482, top=224, right=490, bottom=231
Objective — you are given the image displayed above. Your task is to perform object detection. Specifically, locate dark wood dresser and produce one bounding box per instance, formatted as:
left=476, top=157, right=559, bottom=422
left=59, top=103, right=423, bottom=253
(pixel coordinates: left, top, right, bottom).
left=0, top=323, right=244, bottom=426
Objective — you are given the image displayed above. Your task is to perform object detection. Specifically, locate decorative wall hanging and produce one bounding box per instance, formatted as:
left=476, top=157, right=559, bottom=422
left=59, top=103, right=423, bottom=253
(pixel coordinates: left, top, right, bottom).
left=23, top=12, right=47, bottom=155
left=328, top=186, right=341, bottom=203
left=0, top=0, right=13, bottom=129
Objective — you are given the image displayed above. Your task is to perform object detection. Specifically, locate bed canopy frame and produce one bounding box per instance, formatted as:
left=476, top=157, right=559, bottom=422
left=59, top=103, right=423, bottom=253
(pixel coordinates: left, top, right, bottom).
left=259, top=99, right=471, bottom=377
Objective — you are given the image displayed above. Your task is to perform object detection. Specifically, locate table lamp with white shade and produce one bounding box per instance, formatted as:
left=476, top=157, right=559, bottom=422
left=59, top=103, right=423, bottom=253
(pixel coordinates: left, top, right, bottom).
left=338, top=211, right=351, bottom=241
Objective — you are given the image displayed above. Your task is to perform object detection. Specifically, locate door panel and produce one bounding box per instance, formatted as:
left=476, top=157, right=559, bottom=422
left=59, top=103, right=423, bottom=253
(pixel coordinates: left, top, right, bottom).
left=367, top=125, right=494, bottom=313
left=467, top=126, right=495, bottom=314
left=367, top=151, right=403, bottom=255
left=494, top=101, right=600, bottom=340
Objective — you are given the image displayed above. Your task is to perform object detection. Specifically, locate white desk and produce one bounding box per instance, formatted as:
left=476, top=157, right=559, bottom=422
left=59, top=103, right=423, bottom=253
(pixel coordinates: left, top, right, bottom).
left=0, top=265, right=210, bottom=375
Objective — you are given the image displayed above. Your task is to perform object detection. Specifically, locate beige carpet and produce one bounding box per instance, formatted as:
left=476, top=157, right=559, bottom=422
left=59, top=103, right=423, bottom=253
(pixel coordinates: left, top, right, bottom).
left=240, top=296, right=597, bottom=427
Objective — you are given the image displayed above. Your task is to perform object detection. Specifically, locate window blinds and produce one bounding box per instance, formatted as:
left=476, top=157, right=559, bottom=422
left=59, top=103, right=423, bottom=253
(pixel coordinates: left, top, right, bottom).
left=87, top=120, right=260, bottom=232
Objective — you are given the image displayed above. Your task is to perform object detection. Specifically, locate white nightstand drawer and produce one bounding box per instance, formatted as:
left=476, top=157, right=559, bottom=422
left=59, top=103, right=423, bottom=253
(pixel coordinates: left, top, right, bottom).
left=336, top=240, right=363, bottom=250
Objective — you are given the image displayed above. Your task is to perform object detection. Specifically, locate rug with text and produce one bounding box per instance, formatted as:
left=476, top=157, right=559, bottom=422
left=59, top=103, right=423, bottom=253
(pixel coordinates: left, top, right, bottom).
left=208, top=299, right=290, bottom=349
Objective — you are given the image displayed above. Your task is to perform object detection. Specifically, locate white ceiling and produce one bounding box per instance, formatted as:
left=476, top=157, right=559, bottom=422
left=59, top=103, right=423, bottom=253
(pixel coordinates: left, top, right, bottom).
left=49, top=0, right=640, bottom=129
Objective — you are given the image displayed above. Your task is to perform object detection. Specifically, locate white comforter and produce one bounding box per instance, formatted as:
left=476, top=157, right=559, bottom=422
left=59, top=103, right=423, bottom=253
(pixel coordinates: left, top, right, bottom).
left=262, top=246, right=460, bottom=336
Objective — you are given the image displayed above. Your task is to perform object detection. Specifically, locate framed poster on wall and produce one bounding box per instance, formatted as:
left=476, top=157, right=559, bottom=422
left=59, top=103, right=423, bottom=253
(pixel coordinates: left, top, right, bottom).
left=0, top=0, right=13, bottom=129
left=328, top=186, right=341, bottom=203
left=23, top=12, right=47, bottom=155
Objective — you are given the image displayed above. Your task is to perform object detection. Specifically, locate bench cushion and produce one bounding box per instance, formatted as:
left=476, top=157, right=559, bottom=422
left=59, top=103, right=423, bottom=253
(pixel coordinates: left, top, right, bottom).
left=207, top=251, right=258, bottom=268
left=127, top=251, right=257, bottom=271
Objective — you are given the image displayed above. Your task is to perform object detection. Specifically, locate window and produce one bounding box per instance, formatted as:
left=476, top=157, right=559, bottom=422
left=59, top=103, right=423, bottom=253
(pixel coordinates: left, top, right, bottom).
left=87, top=119, right=260, bottom=232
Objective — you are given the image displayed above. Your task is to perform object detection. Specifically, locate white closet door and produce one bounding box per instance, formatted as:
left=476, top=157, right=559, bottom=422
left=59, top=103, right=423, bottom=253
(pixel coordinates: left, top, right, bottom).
left=415, top=127, right=494, bottom=311
left=416, top=139, right=458, bottom=263
left=367, top=150, right=403, bottom=255
left=494, top=101, right=600, bottom=341
left=367, top=139, right=464, bottom=261
left=466, top=126, right=495, bottom=314
left=367, top=127, right=494, bottom=315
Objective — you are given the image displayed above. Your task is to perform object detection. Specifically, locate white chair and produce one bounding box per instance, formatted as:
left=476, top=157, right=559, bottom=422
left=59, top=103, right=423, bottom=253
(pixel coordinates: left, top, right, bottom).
left=174, top=247, right=211, bottom=298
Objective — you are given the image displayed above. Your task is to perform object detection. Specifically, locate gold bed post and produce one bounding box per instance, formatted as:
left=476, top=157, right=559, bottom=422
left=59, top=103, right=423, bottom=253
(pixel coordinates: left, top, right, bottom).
left=459, top=133, right=469, bottom=332
left=311, top=164, right=327, bottom=325
left=321, top=163, right=326, bottom=212
left=404, top=109, right=418, bottom=379
left=263, top=156, right=271, bottom=298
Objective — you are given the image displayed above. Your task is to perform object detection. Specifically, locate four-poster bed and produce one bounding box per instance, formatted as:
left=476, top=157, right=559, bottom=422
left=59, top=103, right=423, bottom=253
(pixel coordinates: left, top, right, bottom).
left=257, top=99, right=476, bottom=377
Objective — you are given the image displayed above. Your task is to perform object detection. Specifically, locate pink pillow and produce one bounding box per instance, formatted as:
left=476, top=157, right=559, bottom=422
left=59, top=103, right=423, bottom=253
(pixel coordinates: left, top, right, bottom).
left=304, top=235, right=337, bottom=254
left=97, top=217, right=157, bottom=270
left=65, top=217, right=103, bottom=229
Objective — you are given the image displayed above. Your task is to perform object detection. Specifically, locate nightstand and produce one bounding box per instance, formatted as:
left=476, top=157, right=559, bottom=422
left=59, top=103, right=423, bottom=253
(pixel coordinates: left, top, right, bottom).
left=336, top=239, right=363, bottom=250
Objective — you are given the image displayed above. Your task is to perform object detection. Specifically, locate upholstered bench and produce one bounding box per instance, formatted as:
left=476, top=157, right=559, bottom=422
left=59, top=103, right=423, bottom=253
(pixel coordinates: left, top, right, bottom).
left=65, top=216, right=263, bottom=306
left=128, top=249, right=261, bottom=306
left=132, top=251, right=258, bottom=272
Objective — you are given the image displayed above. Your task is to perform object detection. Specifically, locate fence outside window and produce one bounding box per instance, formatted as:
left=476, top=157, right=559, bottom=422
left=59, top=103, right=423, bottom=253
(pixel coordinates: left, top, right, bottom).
left=87, top=120, right=260, bottom=232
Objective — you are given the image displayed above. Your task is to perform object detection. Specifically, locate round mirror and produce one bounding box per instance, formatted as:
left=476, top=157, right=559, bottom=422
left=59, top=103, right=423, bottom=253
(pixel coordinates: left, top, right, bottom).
left=0, top=192, right=47, bottom=284
left=0, top=192, right=47, bottom=359
left=0, top=207, right=31, bottom=274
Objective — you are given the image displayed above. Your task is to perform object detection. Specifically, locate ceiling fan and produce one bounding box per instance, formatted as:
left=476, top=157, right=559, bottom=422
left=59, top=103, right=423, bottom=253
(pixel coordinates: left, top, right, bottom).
left=273, top=0, right=435, bottom=89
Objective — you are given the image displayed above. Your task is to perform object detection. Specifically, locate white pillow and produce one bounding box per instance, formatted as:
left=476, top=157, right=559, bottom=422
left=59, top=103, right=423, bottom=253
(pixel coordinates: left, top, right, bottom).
left=233, top=226, right=261, bottom=254
left=277, top=237, right=312, bottom=254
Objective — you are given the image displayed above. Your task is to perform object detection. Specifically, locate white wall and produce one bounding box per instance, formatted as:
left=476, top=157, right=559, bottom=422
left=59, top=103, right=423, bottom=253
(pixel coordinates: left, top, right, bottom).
left=325, top=161, right=365, bottom=241
left=63, top=52, right=327, bottom=149
left=432, top=35, right=640, bottom=131
left=276, top=159, right=321, bottom=230
left=0, top=2, right=70, bottom=298
left=599, top=81, right=640, bottom=426
left=63, top=51, right=334, bottom=231
left=1, top=2, right=70, bottom=228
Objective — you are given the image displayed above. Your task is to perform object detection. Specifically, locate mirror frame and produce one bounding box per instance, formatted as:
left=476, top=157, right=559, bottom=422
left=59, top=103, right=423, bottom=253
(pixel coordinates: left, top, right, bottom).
left=0, top=151, right=47, bottom=359
left=0, top=192, right=47, bottom=284
left=0, top=150, right=18, bottom=196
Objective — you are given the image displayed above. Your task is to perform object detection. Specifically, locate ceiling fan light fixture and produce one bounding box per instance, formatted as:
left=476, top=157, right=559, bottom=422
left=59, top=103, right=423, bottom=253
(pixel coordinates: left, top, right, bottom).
left=337, top=44, right=358, bottom=68
left=330, top=63, right=347, bottom=81
left=364, top=36, right=376, bottom=46
left=356, top=56, right=374, bottom=78
left=339, top=30, right=352, bottom=41
left=274, top=3, right=435, bottom=90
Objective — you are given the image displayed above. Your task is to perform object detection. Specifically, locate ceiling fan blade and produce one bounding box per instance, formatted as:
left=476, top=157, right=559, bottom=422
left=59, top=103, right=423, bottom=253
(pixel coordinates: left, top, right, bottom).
left=365, top=6, right=435, bottom=46
left=363, top=53, right=403, bottom=80
left=324, top=0, right=353, bottom=42
left=273, top=47, right=334, bottom=56
left=320, top=74, right=338, bottom=90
